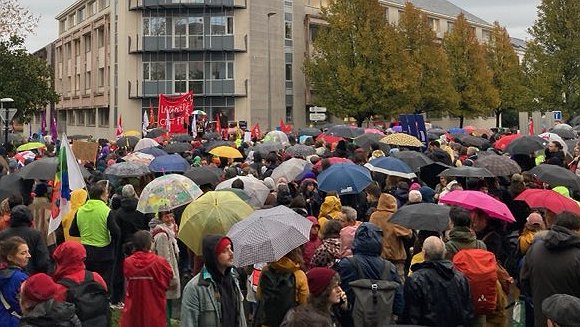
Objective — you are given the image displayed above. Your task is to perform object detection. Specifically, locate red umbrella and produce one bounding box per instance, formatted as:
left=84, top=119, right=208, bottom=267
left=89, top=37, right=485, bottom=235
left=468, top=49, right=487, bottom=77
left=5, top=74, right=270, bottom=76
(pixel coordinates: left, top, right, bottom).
left=316, top=133, right=344, bottom=144
left=494, top=134, right=521, bottom=151
left=514, top=189, right=580, bottom=215
left=463, top=126, right=476, bottom=134
left=439, top=190, right=515, bottom=223
left=312, top=157, right=353, bottom=173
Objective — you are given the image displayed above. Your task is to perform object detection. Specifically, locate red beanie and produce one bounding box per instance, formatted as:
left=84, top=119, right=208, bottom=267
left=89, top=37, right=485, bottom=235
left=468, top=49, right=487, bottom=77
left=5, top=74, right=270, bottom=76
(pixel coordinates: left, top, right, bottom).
left=307, top=267, right=337, bottom=297
left=22, top=273, right=58, bottom=303
left=215, top=237, right=232, bottom=256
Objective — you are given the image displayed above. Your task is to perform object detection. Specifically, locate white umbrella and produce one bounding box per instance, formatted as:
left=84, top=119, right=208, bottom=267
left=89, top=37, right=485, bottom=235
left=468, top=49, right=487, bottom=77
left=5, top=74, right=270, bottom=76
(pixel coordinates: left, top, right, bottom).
left=227, top=206, right=313, bottom=267
left=263, top=131, right=289, bottom=145
left=271, top=158, right=309, bottom=182
left=216, top=176, right=270, bottom=209
left=134, top=138, right=160, bottom=151
left=539, top=132, right=569, bottom=153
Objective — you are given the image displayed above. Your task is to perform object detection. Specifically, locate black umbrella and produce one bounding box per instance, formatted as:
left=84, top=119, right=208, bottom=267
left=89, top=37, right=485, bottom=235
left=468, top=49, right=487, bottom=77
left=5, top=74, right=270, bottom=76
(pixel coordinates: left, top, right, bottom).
left=184, top=166, right=222, bottom=186
left=145, top=128, right=168, bottom=139
left=392, top=151, right=434, bottom=172
left=569, top=115, right=580, bottom=126
left=474, top=155, right=521, bottom=176
left=427, top=128, right=446, bottom=136
left=0, top=174, right=31, bottom=202
left=453, top=134, right=489, bottom=148
left=116, top=136, right=139, bottom=149
left=298, top=128, right=322, bottom=137
left=164, top=142, right=193, bottom=154
left=390, top=203, right=451, bottom=232
left=419, top=162, right=451, bottom=189
left=252, top=143, right=285, bottom=155
left=172, top=134, right=194, bottom=142
left=353, top=134, right=382, bottom=149
left=327, top=125, right=364, bottom=139
left=438, top=166, right=495, bottom=178
left=202, top=132, right=222, bottom=140
left=529, top=164, right=580, bottom=191
left=505, top=136, right=547, bottom=155
left=550, top=128, right=577, bottom=140
left=18, top=157, right=58, bottom=180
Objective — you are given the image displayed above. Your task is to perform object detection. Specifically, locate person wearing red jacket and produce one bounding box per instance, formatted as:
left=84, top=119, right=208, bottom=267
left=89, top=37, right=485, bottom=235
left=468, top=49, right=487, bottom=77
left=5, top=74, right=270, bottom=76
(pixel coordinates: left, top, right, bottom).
left=121, top=230, right=172, bottom=327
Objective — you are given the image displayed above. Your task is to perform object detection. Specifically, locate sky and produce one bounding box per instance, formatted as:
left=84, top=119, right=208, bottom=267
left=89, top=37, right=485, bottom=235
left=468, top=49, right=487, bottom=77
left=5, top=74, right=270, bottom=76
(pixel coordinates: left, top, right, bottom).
left=19, top=0, right=541, bottom=53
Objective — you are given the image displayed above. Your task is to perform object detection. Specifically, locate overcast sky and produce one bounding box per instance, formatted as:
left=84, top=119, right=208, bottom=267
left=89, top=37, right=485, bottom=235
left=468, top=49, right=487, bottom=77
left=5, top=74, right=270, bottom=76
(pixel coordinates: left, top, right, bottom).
left=19, top=0, right=541, bottom=53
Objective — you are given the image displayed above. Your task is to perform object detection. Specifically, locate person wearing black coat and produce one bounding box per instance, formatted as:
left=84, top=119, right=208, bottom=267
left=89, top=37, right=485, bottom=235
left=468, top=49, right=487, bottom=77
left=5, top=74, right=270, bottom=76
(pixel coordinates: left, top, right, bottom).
left=0, top=205, right=51, bottom=274
left=544, top=141, right=565, bottom=167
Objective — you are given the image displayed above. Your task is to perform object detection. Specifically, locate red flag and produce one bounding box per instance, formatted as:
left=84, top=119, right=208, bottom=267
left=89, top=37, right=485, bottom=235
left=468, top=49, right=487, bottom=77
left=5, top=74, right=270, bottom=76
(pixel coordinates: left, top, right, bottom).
left=251, top=123, right=262, bottom=139
left=115, top=115, right=123, bottom=139
left=149, top=99, right=154, bottom=128
left=528, top=118, right=534, bottom=135
left=215, top=114, right=222, bottom=134
left=279, top=118, right=292, bottom=134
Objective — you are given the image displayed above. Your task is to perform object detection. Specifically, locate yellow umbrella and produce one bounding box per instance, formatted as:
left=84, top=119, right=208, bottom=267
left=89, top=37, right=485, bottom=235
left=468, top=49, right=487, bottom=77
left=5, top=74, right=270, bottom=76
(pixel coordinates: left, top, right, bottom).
left=123, top=130, right=142, bottom=138
left=16, top=142, right=46, bottom=152
left=178, top=191, right=254, bottom=254
left=380, top=133, right=423, bottom=147
left=209, top=145, right=243, bottom=159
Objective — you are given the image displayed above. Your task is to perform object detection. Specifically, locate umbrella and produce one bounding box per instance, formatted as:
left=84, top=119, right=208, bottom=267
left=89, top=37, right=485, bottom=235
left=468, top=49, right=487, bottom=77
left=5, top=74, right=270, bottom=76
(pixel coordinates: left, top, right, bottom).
left=529, top=164, right=580, bottom=191
left=353, top=134, right=382, bottom=149
left=149, top=154, right=191, bottom=173
left=122, top=152, right=155, bottom=165
left=312, top=157, right=353, bottom=173
left=549, top=128, right=576, bottom=140
left=122, top=130, right=142, bottom=138
left=380, top=133, right=423, bottom=147
left=298, top=127, right=322, bottom=137
left=251, top=143, right=285, bottom=155
left=453, top=135, right=489, bottom=148
left=0, top=175, right=29, bottom=202
left=134, top=138, right=160, bottom=151
left=16, top=142, right=46, bottom=152
left=428, top=128, right=446, bottom=136
left=390, top=203, right=451, bottom=232
left=137, top=174, right=202, bottom=213
left=515, top=189, right=580, bottom=215
left=184, top=166, right=222, bottom=186
left=145, top=128, right=168, bottom=139
left=172, top=134, right=194, bottom=142
left=18, top=157, right=58, bottom=180
left=136, top=146, right=168, bottom=157
left=178, top=191, right=254, bottom=254
left=364, top=128, right=384, bottom=135
left=493, top=134, right=521, bottom=151
left=105, top=161, right=151, bottom=177
left=419, top=162, right=451, bottom=189
left=392, top=151, right=434, bottom=172
left=202, top=132, right=222, bottom=140
left=216, top=176, right=270, bottom=208
left=202, top=140, right=236, bottom=152
left=317, top=163, right=373, bottom=195
left=216, top=188, right=252, bottom=202
left=164, top=142, right=193, bottom=154
left=505, top=136, right=547, bottom=155
left=285, top=144, right=316, bottom=157
left=263, top=131, right=289, bottom=144
left=115, top=136, right=139, bottom=149
left=227, top=206, right=313, bottom=267
left=474, top=155, right=521, bottom=176
left=364, top=157, right=416, bottom=179
left=192, top=110, right=207, bottom=115
left=448, top=127, right=465, bottom=134
left=316, top=133, right=344, bottom=144
left=209, top=146, right=243, bottom=159
left=539, top=132, right=569, bottom=153
left=438, top=166, right=494, bottom=178
left=553, top=123, right=573, bottom=130
left=271, top=158, right=309, bottom=181
left=326, top=125, right=364, bottom=138
left=439, top=190, right=515, bottom=223
left=565, top=139, right=579, bottom=153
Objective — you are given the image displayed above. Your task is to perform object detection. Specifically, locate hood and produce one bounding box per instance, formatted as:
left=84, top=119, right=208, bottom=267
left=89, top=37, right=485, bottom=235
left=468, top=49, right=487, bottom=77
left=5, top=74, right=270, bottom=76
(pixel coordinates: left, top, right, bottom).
left=20, top=299, right=77, bottom=326
left=544, top=225, right=580, bottom=250
left=419, top=186, right=436, bottom=203
left=70, top=189, right=88, bottom=211
left=376, top=193, right=397, bottom=213
left=318, top=195, right=341, bottom=219
left=202, top=235, right=233, bottom=281
left=552, top=186, right=571, bottom=198
left=120, top=197, right=138, bottom=211
left=411, top=260, right=456, bottom=280
left=269, top=256, right=301, bottom=273
left=124, top=251, right=161, bottom=275
left=0, top=265, right=19, bottom=286
left=352, top=222, right=383, bottom=256
left=449, top=226, right=477, bottom=242
left=52, top=241, right=86, bottom=281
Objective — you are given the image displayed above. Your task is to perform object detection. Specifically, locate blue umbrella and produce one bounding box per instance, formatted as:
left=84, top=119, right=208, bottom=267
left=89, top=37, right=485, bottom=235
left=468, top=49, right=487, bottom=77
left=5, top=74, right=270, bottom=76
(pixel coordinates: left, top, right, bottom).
left=317, top=163, right=372, bottom=195
left=137, top=147, right=168, bottom=157
left=364, top=156, right=416, bottom=179
left=448, top=127, right=465, bottom=134
left=149, top=154, right=191, bottom=173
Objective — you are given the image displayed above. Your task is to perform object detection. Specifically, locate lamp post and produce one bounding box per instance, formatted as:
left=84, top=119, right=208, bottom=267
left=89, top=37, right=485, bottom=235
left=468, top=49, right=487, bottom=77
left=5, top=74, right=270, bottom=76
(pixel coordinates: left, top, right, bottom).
left=0, top=98, right=15, bottom=145
left=267, top=12, right=276, bottom=131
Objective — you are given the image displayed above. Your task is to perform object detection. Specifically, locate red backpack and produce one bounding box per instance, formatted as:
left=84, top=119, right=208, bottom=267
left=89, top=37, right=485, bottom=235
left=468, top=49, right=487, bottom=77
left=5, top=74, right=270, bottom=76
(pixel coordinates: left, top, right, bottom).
left=453, top=249, right=498, bottom=315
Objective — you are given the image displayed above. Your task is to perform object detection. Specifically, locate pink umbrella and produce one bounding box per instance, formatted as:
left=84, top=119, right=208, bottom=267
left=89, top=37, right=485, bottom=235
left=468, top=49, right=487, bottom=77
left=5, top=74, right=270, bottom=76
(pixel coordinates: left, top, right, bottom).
left=364, top=128, right=385, bottom=135
left=439, top=190, right=515, bottom=223
left=312, top=157, right=353, bottom=173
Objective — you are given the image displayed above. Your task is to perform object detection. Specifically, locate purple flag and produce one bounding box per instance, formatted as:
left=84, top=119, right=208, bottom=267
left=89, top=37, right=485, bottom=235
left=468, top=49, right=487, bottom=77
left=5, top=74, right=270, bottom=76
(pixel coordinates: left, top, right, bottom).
left=41, top=110, right=47, bottom=135
left=50, top=113, right=58, bottom=143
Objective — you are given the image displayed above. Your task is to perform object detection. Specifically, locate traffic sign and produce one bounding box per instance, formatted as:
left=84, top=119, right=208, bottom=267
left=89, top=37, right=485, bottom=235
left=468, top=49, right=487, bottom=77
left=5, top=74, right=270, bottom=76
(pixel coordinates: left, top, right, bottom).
left=309, top=113, right=327, bottom=121
left=553, top=111, right=562, bottom=121
left=309, top=106, right=327, bottom=113
left=0, top=108, right=17, bottom=123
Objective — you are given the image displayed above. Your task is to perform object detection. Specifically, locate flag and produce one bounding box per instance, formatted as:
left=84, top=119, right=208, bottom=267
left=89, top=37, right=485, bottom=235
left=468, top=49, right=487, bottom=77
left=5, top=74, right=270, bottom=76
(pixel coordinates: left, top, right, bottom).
left=149, top=99, right=154, bottom=128
left=528, top=118, right=534, bottom=136
left=40, top=110, right=47, bottom=135
left=191, top=114, right=198, bottom=139
left=251, top=123, right=262, bottom=140
left=50, top=114, right=58, bottom=143
left=49, top=133, right=86, bottom=235
left=115, top=115, right=123, bottom=139
left=142, top=110, right=149, bottom=135
left=279, top=118, right=292, bottom=134
left=216, top=114, right=222, bottom=134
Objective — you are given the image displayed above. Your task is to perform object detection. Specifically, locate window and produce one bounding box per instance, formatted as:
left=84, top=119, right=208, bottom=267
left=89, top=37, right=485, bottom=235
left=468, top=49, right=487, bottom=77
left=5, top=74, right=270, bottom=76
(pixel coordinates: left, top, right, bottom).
left=87, top=109, right=96, bottom=126
left=143, top=17, right=167, bottom=36
left=285, top=22, right=292, bottom=39
left=68, top=14, right=75, bottom=28
left=77, top=7, right=85, bottom=23
left=210, top=16, right=233, bottom=35
left=285, top=63, right=292, bottom=81
left=97, top=27, right=105, bottom=47
left=209, top=61, right=234, bottom=80
left=74, top=40, right=80, bottom=56
left=84, top=34, right=92, bottom=52
left=68, top=111, right=75, bottom=125
left=447, top=21, right=455, bottom=32
left=482, top=29, right=491, bottom=42
left=173, top=17, right=203, bottom=48
left=428, top=17, right=440, bottom=33
left=59, top=20, right=66, bottom=34
left=143, top=62, right=166, bottom=80
left=77, top=110, right=85, bottom=125
left=99, top=107, right=109, bottom=127
left=85, top=72, right=91, bottom=89
left=174, top=62, right=187, bottom=92
left=98, top=68, right=105, bottom=87
left=75, top=74, right=81, bottom=91
left=87, top=1, right=96, bottom=16
left=98, top=0, right=109, bottom=10
left=309, top=24, right=320, bottom=42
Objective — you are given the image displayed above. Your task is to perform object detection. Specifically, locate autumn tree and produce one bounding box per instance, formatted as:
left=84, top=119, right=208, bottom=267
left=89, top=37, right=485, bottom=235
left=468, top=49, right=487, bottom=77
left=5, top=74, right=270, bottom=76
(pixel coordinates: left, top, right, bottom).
left=523, top=0, right=580, bottom=115
left=443, top=13, right=499, bottom=127
left=485, top=22, right=529, bottom=127
left=304, top=0, right=417, bottom=126
left=0, top=0, right=38, bottom=40
left=396, top=3, right=458, bottom=115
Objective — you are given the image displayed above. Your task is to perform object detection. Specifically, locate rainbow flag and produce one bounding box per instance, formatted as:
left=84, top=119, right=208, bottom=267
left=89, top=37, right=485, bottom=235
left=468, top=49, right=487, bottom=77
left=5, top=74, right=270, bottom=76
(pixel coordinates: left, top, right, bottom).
left=48, top=133, right=86, bottom=235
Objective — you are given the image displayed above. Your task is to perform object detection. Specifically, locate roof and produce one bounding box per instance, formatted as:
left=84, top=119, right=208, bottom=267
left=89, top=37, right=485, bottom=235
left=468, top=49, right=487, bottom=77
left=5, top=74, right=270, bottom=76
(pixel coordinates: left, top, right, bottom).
left=383, top=0, right=491, bottom=27
left=510, top=37, right=527, bottom=51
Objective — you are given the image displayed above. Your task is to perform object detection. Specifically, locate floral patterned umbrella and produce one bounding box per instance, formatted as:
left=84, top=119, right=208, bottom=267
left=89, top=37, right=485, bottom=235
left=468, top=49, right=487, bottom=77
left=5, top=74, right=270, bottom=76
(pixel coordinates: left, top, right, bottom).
left=137, top=174, right=202, bottom=213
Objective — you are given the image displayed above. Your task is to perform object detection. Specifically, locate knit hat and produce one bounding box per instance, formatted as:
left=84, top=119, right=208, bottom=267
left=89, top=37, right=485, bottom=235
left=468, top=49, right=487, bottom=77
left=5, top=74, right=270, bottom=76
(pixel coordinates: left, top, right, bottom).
left=409, top=182, right=421, bottom=191
left=526, top=212, right=543, bottom=225
left=307, top=267, right=337, bottom=297
left=408, top=190, right=423, bottom=203
left=263, top=177, right=276, bottom=191
left=122, top=184, right=137, bottom=198
left=214, top=237, right=232, bottom=256
left=21, top=273, right=58, bottom=304
left=542, top=294, right=580, bottom=326
left=10, top=205, right=33, bottom=226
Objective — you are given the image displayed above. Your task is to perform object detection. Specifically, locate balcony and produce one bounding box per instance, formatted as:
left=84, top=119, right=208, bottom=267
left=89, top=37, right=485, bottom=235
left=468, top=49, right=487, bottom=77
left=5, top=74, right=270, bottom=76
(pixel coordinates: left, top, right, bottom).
left=128, top=78, right=247, bottom=98
left=128, top=0, right=246, bottom=10
left=128, top=34, right=247, bottom=53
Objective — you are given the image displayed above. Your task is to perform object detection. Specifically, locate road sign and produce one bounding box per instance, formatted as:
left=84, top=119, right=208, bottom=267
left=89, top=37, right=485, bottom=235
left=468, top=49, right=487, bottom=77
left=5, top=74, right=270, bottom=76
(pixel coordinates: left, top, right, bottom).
left=553, top=111, right=562, bottom=121
left=0, top=108, right=17, bottom=123
left=309, top=106, right=327, bottom=113
left=309, top=113, right=327, bottom=121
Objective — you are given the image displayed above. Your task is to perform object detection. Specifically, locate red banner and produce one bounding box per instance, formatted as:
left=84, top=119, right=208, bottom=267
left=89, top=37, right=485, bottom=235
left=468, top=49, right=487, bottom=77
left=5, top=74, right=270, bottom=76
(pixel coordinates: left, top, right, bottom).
left=158, top=91, right=193, bottom=134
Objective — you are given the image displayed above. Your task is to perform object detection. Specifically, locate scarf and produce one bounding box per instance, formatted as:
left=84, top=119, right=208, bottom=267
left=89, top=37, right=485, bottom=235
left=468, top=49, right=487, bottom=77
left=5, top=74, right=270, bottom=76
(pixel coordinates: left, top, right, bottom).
left=150, top=220, right=180, bottom=257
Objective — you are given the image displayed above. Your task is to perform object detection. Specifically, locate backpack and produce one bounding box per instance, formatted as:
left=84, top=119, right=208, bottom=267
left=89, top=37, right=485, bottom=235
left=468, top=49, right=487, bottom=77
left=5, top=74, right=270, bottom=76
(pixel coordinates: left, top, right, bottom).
left=58, top=270, right=110, bottom=327
left=347, top=257, right=399, bottom=327
left=453, top=249, right=498, bottom=315
left=255, top=267, right=297, bottom=327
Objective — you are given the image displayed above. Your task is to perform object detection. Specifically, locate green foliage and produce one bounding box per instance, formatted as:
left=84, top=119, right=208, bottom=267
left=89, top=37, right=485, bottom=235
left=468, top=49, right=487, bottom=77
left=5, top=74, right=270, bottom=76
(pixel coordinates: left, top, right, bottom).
left=523, top=0, right=580, bottom=115
left=0, top=36, right=59, bottom=121
left=443, top=14, right=499, bottom=127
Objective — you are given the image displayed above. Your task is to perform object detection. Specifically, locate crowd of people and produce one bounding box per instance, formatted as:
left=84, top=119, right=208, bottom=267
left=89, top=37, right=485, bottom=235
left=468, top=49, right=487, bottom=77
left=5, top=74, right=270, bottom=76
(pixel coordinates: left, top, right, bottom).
left=0, top=124, right=579, bottom=327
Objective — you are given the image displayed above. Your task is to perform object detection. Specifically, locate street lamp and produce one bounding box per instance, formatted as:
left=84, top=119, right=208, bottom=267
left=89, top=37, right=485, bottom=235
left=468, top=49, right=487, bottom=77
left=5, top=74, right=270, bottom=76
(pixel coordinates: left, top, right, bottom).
left=267, top=12, right=276, bottom=131
left=0, top=98, right=15, bottom=145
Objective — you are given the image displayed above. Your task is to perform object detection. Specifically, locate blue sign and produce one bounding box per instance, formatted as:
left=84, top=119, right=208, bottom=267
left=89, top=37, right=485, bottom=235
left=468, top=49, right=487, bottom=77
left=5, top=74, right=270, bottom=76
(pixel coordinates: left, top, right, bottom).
left=553, top=111, right=562, bottom=121
left=398, top=114, right=428, bottom=149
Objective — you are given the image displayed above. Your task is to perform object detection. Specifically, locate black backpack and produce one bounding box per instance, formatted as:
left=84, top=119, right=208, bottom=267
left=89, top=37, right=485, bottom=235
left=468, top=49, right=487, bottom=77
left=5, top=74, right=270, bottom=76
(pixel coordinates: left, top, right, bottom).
left=255, top=267, right=296, bottom=327
left=58, top=270, right=110, bottom=327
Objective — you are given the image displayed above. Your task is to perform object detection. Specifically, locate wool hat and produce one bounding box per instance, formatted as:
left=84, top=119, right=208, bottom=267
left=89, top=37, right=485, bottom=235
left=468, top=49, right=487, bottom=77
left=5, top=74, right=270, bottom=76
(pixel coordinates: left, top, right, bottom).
left=526, top=212, right=543, bottom=225
left=542, top=294, right=580, bottom=326
left=408, top=190, right=423, bottom=203
left=122, top=184, right=137, bottom=198
left=215, top=237, right=232, bottom=256
left=263, top=177, right=276, bottom=191
left=307, top=267, right=337, bottom=297
left=21, top=273, right=58, bottom=304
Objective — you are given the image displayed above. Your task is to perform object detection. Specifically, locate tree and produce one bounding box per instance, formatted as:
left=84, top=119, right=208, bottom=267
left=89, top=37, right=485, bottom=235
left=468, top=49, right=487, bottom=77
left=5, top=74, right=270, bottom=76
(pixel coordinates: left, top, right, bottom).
left=485, top=22, right=529, bottom=127
left=443, top=14, right=499, bottom=127
left=0, top=36, right=60, bottom=121
left=304, top=0, right=417, bottom=126
left=0, top=0, right=38, bottom=40
left=523, top=0, right=580, bottom=116
left=396, top=3, right=458, bottom=115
